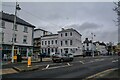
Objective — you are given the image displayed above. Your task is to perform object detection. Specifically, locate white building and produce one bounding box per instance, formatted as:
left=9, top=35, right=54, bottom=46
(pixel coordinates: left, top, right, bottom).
left=95, top=42, right=107, bottom=55
left=41, top=34, right=58, bottom=56
left=83, top=38, right=93, bottom=56
left=0, top=12, right=35, bottom=58
left=34, top=28, right=52, bottom=38
left=40, top=28, right=83, bottom=56
left=33, top=28, right=52, bottom=55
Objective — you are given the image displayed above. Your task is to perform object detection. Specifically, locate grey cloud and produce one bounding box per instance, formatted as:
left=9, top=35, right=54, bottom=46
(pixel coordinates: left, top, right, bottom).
left=65, top=22, right=102, bottom=32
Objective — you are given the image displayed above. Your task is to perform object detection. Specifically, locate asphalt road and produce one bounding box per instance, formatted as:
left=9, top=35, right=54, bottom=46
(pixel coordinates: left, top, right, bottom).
left=2, top=55, right=119, bottom=79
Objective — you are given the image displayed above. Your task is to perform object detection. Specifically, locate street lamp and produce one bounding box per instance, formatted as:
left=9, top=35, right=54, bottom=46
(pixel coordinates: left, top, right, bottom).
left=91, top=33, right=96, bottom=57
left=11, top=2, right=21, bottom=63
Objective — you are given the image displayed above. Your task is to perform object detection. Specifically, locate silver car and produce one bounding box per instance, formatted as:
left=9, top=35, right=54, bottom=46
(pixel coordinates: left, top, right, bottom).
left=52, top=53, right=74, bottom=62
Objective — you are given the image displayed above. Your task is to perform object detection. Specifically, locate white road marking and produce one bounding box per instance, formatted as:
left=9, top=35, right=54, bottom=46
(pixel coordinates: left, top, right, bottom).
left=67, top=63, right=71, bottom=66
left=79, top=61, right=85, bottom=64
left=112, top=60, right=118, bottom=63
left=85, top=68, right=118, bottom=79
left=45, top=64, right=49, bottom=69
left=42, top=65, right=72, bottom=70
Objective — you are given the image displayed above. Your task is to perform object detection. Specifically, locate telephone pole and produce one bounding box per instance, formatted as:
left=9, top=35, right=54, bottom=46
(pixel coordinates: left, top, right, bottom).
left=11, top=2, right=21, bottom=63
left=91, top=33, right=96, bottom=57
left=113, top=1, right=120, bottom=43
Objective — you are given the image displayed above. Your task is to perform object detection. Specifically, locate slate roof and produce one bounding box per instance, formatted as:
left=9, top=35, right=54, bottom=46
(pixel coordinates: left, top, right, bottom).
left=34, top=28, right=47, bottom=31
left=0, top=11, right=35, bottom=28
left=83, top=38, right=92, bottom=43
left=41, top=34, right=58, bottom=37
left=58, top=28, right=82, bottom=36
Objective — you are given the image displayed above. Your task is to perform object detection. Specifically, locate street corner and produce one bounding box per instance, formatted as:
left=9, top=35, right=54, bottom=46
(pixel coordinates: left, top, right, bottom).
left=13, top=65, right=39, bottom=72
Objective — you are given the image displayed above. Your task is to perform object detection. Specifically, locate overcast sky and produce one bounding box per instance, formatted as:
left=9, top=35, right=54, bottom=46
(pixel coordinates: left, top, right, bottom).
left=2, top=2, right=118, bottom=44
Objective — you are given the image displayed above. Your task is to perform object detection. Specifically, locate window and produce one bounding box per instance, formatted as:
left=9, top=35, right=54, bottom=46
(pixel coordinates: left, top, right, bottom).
left=55, top=48, right=57, bottom=53
left=70, top=40, right=72, bottom=45
left=87, top=43, right=89, bottom=46
left=65, top=33, right=67, bottom=36
left=52, top=48, right=54, bottom=52
left=2, top=33, right=4, bottom=42
left=23, top=36, right=27, bottom=44
left=55, top=40, right=57, bottom=44
left=52, top=40, right=54, bottom=44
left=42, top=41, right=44, bottom=45
left=0, top=32, right=4, bottom=42
left=14, top=34, right=17, bottom=43
left=61, top=41, right=63, bottom=46
left=70, top=32, right=72, bottom=36
left=61, top=49, right=63, bottom=53
left=12, top=34, right=17, bottom=43
left=24, top=26, right=28, bottom=33
left=61, top=33, right=63, bottom=37
left=15, top=24, right=17, bottom=31
left=48, top=41, right=50, bottom=45
left=1, top=20, right=5, bottom=28
left=65, top=40, right=68, bottom=45
left=45, top=41, right=47, bottom=45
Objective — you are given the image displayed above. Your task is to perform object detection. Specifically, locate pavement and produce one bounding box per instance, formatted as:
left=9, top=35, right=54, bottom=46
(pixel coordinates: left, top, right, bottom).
left=2, top=57, right=52, bottom=66
left=2, top=55, right=119, bottom=79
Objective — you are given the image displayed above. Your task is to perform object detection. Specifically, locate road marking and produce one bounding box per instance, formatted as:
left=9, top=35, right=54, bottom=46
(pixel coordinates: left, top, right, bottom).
left=112, top=60, right=118, bottom=63
left=42, top=65, right=72, bottom=70
left=67, top=63, right=70, bottom=66
left=79, top=61, right=85, bottom=64
left=45, top=64, right=49, bottom=69
left=84, top=68, right=118, bottom=79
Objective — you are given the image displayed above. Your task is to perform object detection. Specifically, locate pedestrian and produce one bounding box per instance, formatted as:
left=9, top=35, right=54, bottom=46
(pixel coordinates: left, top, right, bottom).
left=3, top=54, right=7, bottom=61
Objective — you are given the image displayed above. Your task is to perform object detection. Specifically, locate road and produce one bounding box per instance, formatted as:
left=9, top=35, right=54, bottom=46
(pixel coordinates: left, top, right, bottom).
left=2, top=55, right=119, bottom=79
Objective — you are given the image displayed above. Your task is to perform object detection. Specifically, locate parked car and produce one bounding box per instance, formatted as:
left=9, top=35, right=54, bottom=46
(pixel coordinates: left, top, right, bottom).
left=52, top=53, right=74, bottom=62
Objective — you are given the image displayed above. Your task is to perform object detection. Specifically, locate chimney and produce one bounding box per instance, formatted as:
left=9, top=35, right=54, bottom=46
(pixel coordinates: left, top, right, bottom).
left=62, top=28, right=64, bottom=31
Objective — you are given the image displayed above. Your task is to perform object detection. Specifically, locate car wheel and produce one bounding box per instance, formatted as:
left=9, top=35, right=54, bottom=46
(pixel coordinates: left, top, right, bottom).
left=70, top=58, right=73, bottom=61
left=60, top=59, right=64, bottom=62
left=53, top=60, right=56, bottom=63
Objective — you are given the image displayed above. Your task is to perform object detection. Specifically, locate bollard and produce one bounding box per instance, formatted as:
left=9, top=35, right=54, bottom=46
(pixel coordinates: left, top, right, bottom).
left=28, top=57, right=31, bottom=67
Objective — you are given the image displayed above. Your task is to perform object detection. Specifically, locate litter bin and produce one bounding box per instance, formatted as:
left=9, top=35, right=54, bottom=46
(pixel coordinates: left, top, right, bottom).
left=17, top=54, right=22, bottom=62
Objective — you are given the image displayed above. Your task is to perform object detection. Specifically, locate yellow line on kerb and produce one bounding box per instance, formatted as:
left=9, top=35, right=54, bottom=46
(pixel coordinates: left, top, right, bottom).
left=84, top=68, right=118, bottom=80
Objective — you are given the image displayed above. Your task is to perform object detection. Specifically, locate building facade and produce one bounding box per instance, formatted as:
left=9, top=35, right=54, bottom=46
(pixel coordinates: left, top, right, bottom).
left=58, top=28, right=82, bottom=56
left=40, top=28, right=83, bottom=56
left=83, top=38, right=96, bottom=56
left=33, top=29, right=52, bottom=55
left=41, top=34, right=58, bottom=56
left=0, top=12, right=35, bottom=58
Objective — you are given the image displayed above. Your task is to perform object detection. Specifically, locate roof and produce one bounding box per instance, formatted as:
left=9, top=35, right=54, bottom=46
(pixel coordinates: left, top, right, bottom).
left=0, top=11, right=35, bottom=28
left=83, top=38, right=92, bottom=43
left=58, top=28, right=82, bottom=36
left=99, top=42, right=106, bottom=46
left=41, top=34, right=58, bottom=37
left=34, top=28, right=47, bottom=31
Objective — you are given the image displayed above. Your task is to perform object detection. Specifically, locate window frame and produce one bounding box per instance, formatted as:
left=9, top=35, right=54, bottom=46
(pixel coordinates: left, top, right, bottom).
left=23, top=35, right=27, bottom=44
left=23, top=26, right=28, bottom=33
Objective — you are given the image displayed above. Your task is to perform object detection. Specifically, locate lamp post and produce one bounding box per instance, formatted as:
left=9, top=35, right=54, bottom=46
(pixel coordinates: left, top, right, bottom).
left=91, top=33, right=96, bottom=57
left=11, top=2, right=21, bottom=63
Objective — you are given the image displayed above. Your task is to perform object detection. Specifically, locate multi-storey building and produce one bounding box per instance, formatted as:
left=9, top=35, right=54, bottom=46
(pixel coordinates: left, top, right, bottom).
left=40, top=28, right=83, bottom=56
left=0, top=12, right=35, bottom=58
left=58, top=28, right=82, bottom=56
left=83, top=38, right=93, bottom=56
left=41, top=34, right=58, bottom=56
left=33, top=29, right=52, bottom=57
